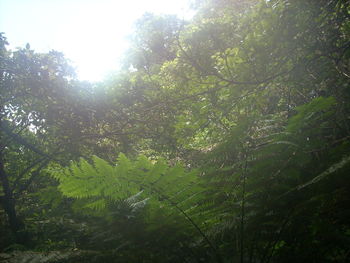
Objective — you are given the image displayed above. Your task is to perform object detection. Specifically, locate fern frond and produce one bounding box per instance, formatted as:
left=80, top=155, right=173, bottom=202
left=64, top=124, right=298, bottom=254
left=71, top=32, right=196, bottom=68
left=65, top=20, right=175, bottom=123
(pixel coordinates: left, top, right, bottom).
left=297, top=155, right=350, bottom=190
left=50, top=154, right=202, bottom=217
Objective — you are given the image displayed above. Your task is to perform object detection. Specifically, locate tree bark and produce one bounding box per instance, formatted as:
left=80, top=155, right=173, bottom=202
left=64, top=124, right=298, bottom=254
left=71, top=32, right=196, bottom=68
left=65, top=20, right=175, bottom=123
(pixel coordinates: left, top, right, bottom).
left=0, top=134, right=23, bottom=242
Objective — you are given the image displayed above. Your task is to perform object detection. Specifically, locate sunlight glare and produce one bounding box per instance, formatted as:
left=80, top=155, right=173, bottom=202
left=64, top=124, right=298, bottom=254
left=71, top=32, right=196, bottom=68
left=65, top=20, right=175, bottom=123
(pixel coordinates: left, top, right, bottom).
left=52, top=0, right=194, bottom=81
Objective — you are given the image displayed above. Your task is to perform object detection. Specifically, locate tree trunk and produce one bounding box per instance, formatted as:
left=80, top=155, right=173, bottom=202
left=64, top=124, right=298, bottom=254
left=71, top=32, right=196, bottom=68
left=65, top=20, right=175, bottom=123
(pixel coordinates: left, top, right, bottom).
left=0, top=144, right=23, bottom=242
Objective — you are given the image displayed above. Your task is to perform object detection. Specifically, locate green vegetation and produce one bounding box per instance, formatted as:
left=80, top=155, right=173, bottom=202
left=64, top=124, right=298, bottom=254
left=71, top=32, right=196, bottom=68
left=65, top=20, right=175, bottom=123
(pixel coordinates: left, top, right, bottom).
left=1, top=0, right=350, bottom=262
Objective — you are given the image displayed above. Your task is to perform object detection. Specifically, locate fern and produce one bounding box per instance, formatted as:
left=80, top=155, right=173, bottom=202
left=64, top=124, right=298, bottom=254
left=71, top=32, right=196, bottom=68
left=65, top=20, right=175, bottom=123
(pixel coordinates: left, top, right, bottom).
left=287, top=96, right=336, bottom=132
left=0, top=250, right=99, bottom=263
left=50, top=154, right=201, bottom=213
left=297, top=154, right=350, bottom=190
left=48, top=154, right=224, bottom=255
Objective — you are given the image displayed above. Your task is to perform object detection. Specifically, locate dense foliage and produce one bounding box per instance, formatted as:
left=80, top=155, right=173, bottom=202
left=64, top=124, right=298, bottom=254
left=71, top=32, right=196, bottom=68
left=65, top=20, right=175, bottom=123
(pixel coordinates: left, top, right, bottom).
left=1, top=0, right=350, bottom=262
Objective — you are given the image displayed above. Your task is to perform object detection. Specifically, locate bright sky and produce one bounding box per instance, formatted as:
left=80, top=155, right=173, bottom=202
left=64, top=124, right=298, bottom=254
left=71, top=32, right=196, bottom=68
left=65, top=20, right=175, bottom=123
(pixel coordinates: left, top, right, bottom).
left=0, top=0, right=194, bottom=81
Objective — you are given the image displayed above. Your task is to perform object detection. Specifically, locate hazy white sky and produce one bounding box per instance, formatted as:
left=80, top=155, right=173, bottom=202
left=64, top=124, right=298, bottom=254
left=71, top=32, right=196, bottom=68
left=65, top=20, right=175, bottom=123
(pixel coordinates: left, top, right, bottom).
left=0, top=0, right=194, bottom=81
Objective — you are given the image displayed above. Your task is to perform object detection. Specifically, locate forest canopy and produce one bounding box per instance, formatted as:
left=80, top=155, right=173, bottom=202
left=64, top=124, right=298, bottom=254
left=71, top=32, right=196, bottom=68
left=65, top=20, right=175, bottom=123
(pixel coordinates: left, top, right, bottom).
left=1, top=0, right=350, bottom=262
